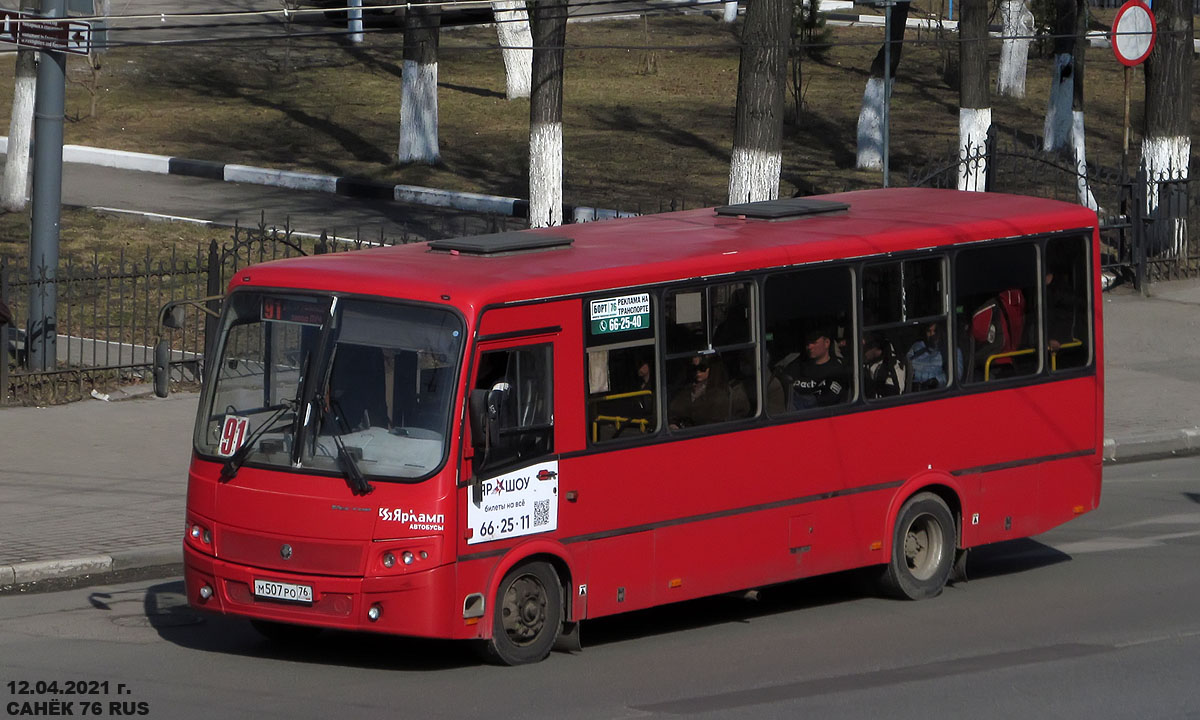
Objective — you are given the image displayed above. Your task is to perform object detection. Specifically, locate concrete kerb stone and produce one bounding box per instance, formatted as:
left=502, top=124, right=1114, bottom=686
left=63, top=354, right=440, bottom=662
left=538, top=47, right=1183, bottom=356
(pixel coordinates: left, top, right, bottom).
left=0, top=544, right=181, bottom=590
left=1103, top=427, right=1200, bottom=464
left=3, top=136, right=630, bottom=222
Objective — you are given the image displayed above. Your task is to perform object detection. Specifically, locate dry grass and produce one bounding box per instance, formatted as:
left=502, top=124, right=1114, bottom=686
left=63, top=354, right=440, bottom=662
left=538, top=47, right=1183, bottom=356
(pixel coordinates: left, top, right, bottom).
left=0, top=12, right=1195, bottom=212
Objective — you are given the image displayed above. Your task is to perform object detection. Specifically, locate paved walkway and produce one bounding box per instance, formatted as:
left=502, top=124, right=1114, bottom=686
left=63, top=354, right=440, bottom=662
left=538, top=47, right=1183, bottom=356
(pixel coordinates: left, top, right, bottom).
left=2, top=279, right=1198, bottom=589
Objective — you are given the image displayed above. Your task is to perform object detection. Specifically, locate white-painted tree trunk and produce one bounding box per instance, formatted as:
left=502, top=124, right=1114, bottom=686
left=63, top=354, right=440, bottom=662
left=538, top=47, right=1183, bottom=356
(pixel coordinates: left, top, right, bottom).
left=856, top=76, right=890, bottom=170
left=348, top=0, right=364, bottom=43
left=728, top=147, right=782, bottom=203
left=529, top=121, right=563, bottom=228
left=996, top=0, right=1032, bottom=98
left=492, top=1, right=532, bottom=99
left=1070, top=111, right=1098, bottom=211
left=723, top=2, right=739, bottom=22
left=957, top=107, right=990, bottom=191
left=1042, top=54, right=1072, bottom=151
left=1141, top=135, right=1190, bottom=255
left=2, top=49, right=36, bottom=212
left=398, top=60, right=440, bottom=164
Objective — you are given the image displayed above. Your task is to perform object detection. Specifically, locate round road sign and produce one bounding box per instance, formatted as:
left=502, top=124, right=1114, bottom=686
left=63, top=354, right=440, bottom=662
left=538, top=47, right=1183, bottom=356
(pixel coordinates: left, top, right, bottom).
left=1111, top=0, right=1156, bottom=67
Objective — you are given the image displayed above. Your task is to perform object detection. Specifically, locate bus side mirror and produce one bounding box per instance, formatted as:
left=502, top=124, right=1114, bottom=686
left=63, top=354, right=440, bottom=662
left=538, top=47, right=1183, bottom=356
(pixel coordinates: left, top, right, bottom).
left=153, top=339, right=171, bottom=398
left=162, top=303, right=186, bottom=330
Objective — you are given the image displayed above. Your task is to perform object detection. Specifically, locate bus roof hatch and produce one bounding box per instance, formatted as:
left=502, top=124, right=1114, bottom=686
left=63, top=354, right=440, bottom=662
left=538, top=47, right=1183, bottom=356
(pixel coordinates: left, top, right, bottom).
left=714, top=197, right=850, bottom=220
left=428, top=231, right=574, bottom=256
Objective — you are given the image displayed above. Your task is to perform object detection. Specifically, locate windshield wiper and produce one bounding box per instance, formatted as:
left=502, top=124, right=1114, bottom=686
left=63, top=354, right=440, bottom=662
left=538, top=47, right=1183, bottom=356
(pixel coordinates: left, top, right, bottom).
left=219, top=401, right=296, bottom=482
left=325, top=399, right=374, bottom=496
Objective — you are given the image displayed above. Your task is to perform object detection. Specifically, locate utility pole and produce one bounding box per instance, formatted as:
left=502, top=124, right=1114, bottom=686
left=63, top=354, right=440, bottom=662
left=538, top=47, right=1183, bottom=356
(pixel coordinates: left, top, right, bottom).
left=27, top=0, right=67, bottom=371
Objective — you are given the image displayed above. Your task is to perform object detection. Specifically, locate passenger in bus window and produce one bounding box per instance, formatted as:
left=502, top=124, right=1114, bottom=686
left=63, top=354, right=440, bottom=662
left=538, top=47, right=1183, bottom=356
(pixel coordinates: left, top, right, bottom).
left=787, top=329, right=849, bottom=409
left=968, top=289, right=1026, bottom=380
left=668, top=355, right=748, bottom=429
left=862, top=332, right=906, bottom=399
left=907, top=323, right=962, bottom=390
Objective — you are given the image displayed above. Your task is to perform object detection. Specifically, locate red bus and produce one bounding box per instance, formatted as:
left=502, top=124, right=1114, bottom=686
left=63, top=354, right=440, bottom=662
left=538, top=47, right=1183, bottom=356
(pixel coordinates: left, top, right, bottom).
left=170, top=188, right=1102, bottom=664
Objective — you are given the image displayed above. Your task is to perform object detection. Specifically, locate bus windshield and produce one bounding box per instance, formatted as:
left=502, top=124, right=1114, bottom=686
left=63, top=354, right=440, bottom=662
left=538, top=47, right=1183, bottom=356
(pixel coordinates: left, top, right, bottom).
left=197, top=291, right=464, bottom=482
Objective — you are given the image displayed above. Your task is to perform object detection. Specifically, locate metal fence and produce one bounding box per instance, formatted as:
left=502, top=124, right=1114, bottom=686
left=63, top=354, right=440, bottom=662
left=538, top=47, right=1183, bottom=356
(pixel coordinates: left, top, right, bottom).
left=2, top=212, right=522, bottom=405
left=905, top=127, right=1198, bottom=290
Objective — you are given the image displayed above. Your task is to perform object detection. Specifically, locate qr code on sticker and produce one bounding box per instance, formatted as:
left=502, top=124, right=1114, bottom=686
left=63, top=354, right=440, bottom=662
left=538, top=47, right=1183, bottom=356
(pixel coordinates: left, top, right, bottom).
left=533, top=499, right=550, bottom=527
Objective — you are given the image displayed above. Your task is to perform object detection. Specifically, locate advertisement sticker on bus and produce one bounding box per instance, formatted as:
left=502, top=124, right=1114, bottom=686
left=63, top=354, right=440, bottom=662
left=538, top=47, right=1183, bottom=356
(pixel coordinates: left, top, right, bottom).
left=590, top=293, right=651, bottom=335
left=467, top=461, right=559, bottom=545
left=217, top=415, right=250, bottom=457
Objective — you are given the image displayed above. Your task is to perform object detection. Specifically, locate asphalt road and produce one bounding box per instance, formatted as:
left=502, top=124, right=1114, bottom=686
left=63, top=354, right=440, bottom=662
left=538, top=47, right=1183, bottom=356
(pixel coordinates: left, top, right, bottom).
left=1, top=457, right=1198, bottom=719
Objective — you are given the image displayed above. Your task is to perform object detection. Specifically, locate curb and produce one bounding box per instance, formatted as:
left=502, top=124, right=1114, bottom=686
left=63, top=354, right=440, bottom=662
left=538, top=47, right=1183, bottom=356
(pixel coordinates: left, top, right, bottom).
left=0, top=137, right=635, bottom=224
left=1103, top=427, right=1200, bottom=464
left=0, top=543, right=180, bottom=591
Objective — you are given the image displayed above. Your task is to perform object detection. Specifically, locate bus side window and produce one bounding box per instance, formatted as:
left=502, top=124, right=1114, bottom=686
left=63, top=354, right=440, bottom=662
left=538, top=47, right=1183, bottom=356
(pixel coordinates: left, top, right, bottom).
left=1046, top=235, right=1091, bottom=372
left=763, top=265, right=854, bottom=414
left=472, top=345, right=554, bottom=472
left=862, top=257, right=951, bottom=397
left=955, top=243, right=1040, bottom=382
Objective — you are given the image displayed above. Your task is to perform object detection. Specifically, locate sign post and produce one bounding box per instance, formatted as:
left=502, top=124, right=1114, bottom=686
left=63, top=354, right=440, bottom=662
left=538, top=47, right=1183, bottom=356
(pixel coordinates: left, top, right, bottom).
left=1111, top=0, right=1157, bottom=173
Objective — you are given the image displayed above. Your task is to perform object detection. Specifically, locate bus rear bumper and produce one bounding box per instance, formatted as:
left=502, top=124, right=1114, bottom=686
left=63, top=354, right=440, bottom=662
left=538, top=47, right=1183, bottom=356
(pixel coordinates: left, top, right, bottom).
left=184, top=545, right=470, bottom=640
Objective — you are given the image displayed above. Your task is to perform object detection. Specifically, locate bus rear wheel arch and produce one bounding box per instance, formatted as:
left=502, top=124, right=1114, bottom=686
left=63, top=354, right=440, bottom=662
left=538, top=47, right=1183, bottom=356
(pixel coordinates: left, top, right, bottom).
left=482, top=560, right=563, bottom=665
left=881, top=491, right=956, bottom=600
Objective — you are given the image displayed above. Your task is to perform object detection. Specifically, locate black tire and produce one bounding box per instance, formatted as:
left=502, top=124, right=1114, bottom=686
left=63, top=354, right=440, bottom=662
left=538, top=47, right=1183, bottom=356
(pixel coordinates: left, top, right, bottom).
left=484, top=561, right=562, bottom=666
left=880, top=492, right=956, bottom=600
left=250, top=619, right=322, bottom=644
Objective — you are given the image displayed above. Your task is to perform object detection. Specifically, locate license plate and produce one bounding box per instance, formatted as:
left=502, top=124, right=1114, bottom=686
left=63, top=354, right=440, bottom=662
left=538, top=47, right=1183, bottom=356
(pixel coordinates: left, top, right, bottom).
left=253, top=579, right=313, bottom=604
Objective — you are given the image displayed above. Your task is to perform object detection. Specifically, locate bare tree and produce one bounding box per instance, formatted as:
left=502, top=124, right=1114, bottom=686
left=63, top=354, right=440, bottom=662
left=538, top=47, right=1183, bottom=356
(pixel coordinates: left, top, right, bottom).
left=1041, top=0, right=1076, bottom=150
left=2, top=0, right=39, bottom=212
left=528, top=0, right=568, bottom=227
left=728, top=0, right=791, bottom=203
left=1141, top=0, right=1193, bottom=253
left=1068, top=0, right=1097, bottom=210
left=855, top=2, right=910, bottom=170
left=492, top=1, right=532, bottom=99
left=995, top=0, right=1033, bottom=97
left=958, top=0, right=990, bottom=191
left=398, top=1, right=442, bottom=164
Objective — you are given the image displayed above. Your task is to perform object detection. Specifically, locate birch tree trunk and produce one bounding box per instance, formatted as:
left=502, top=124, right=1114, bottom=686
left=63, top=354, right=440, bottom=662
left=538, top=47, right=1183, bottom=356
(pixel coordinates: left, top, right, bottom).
left=996, top=0, right=1032, bottom=98
left=493, top=1, right=532, bottom=99
left=1, top=48, right=36, bottom=212
left=529, top=1, right=568, bottom=228
left=1140, top=0, right=1192, bottom=255
left=728, top=0, right=791, bottom=204
left=856, top=2, right=910, bottom=170
left=958, top=0, right=990, bottom=191
left=1042, top=0, right=1075, bottom=151
left=723, top=2, right=738, bottom=22
left=398, top=1, right=441, bottom=164
left=1069, top=0, right=1097, bottom=210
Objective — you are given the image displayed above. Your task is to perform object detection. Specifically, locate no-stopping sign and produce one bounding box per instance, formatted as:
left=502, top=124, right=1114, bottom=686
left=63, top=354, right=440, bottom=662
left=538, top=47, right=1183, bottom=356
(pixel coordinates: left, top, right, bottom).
left=1111, top=0, right=1156, bottom=66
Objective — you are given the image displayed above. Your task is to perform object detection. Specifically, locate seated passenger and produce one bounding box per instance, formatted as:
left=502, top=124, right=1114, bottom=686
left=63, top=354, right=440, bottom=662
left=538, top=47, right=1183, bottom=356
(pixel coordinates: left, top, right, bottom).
left=862, top=332, right=906, bottom=399
left=786, top=329, right=849, bottom=410
left=668, top=355, right=749, bottom=429
left=906, top=322, right=963, bottom=390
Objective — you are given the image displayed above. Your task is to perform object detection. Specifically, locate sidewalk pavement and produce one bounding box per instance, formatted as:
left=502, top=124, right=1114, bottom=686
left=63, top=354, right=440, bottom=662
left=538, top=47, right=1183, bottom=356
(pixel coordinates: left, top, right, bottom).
left=2, top=278, right=1199, bottom=590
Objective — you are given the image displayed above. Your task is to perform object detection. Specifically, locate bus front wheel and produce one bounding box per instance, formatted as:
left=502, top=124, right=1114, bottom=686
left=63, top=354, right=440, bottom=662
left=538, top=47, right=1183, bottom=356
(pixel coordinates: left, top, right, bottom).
left=881, top=492, right=955, bottom=600
left=484, top=561, right=562, bottom=665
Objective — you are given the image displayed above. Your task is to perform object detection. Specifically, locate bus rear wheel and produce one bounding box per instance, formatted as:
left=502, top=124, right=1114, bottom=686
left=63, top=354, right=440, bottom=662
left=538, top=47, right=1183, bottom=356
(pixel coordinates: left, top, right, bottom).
left=484, top=561, right=562, bottom=666
left=881, top=492, right=955, bottom=600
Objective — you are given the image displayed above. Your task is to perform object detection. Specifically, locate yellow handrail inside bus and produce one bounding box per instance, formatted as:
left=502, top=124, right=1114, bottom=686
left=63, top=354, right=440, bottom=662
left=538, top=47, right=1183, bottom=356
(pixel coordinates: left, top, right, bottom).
left=590, top=390, right=653, bottom=442
left=983, top=348, right=1036, bottom=381
left=1050, top=339, right=1083, bottom=371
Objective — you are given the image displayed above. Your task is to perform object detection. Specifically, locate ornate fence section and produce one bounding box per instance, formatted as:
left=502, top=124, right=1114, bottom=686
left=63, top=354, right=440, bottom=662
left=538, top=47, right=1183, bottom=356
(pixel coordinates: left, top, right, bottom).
left=906, top=128, right=1198, bottom=289
left=2, top=212, right=523, bottom=405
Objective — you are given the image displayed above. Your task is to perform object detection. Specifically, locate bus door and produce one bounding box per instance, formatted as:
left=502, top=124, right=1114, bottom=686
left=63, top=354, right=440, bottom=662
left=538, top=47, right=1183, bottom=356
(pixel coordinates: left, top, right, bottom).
left=457, top=301, right=585, bottom=604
